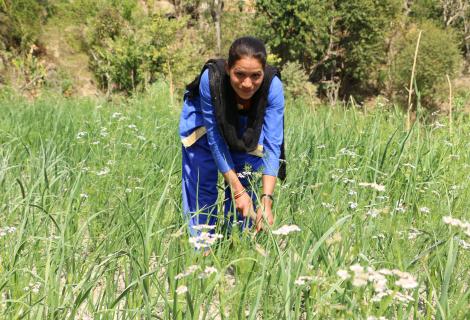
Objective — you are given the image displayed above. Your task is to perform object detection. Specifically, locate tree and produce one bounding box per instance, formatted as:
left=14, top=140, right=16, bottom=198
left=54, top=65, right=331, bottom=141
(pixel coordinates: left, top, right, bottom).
left=255, top=0, right=401, bottom=99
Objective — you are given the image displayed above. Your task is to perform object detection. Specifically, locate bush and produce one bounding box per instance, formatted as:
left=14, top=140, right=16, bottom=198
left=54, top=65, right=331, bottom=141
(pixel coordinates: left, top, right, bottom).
left=390, top=21, right=462, bottom=109
left=281, top=61, right=317, bottom=105
left=0, top=0, right=49, bottom=52
left=86, top=6, right=181, bottom=94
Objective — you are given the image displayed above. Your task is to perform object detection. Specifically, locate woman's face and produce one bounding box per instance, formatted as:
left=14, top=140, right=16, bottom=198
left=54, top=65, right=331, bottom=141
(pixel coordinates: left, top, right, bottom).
left=226, top=57, right=264, bottom=100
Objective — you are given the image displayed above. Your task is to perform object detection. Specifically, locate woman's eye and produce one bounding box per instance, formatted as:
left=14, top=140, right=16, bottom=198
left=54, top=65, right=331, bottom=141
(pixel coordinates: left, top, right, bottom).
left=235, top=72, right=245, bottom=78
left=251, top=74, right=261, bottom=80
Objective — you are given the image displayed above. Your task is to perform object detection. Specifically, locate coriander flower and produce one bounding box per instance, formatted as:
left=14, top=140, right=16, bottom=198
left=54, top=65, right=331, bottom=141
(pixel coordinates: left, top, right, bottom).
left=192, top=224, right=216, bottom=231
left=359, top=182, right=386, bottom=192
left=76, top=131, right=87, bottom=139
left=336, top=269, right=350, bottom=280
left=419, top=207, right=430, bottom=214
left=272, top=225, right=301, bottom=235
left=176, top=285, right=188, bottom=295
left=198, top=266, right=218, bottom=279
left=294, top=276, right=314, bottom=286
left=175, top=265, right=199, bottom=280
left=96, top=167, right=110, bottom=176
left=395, top=276, right=418, bottom=289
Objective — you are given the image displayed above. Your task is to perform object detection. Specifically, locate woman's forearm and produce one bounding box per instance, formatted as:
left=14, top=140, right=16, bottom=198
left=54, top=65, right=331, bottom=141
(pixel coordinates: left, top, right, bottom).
left=261, top=174, right=276, bottom=208
left=223, top=170, right=244, bottom=193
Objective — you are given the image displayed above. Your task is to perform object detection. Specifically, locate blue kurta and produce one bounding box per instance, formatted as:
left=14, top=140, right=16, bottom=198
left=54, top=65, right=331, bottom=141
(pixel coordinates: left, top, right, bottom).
left=179, top=69, right=284, bottom=235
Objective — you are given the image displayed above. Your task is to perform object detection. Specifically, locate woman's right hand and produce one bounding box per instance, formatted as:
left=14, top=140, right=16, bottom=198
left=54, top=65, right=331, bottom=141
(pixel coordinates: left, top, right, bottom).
left=235, top=192, right=256, bottom=220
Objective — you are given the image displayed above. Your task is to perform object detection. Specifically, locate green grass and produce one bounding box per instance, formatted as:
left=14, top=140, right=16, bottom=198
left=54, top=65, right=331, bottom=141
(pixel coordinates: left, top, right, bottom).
left=1, top=83, right=470, bottom=319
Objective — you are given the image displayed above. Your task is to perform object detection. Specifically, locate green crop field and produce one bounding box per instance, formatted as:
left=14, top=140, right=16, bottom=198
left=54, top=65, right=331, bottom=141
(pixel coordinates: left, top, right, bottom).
left=1, top=83, right=470, bottom=319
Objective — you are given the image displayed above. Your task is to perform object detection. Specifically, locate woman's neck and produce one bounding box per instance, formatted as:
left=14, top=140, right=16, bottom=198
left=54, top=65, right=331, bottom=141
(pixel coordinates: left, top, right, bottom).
left=235, top=95, right=251, bottom=110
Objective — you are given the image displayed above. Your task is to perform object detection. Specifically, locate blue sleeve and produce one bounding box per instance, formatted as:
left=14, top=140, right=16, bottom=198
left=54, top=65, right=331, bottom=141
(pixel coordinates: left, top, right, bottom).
left=199, top=69, right=235, bottom=174
left=262, top=76, right=284, bottom=176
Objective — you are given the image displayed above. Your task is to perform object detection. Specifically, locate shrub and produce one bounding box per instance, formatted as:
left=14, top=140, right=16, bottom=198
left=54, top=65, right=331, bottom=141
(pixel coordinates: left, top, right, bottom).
left=281, top=61, right=317, bottom=104
left=390, top=21, right=462, bottom=109
left=86, top=6, right=181, bottom=94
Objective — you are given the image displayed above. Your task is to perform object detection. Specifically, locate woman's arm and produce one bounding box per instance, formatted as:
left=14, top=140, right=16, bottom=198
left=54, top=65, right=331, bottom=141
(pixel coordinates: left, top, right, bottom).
left=199, top=70, right=255, bottom=218
left=256, top=76, right=285, bottom=231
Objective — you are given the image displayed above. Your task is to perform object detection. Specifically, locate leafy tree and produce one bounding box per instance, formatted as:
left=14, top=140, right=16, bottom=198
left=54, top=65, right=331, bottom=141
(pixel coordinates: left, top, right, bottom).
left=0, top=0, right=48, bottom=52
left=87, top=6, right=182, bottom=94
left=255, top=0, right=402, bottom=98
left=391, top=21, right=462, bottom=108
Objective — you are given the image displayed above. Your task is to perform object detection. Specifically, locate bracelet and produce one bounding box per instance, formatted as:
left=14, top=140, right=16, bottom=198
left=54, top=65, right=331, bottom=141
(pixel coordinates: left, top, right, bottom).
left=233, top=188, right=246, bottom=200
left=261, top=194, right=274, bottom=202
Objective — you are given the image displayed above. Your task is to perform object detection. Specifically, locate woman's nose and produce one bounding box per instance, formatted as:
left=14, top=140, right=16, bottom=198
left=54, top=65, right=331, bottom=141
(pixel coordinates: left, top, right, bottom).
left=242, top=77, right=252, bottom=88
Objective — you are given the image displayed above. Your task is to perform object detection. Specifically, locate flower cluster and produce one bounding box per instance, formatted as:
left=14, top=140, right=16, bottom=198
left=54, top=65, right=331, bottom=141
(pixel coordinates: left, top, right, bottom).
left=175, top=265, right=218, bottom=281
left=359, top=182, right=386, bottom=192
left=176, top=285, right=188, bottom=295
left=174, top=265, right=199, bottom=280
left=188, top=232, right=223, bottom=249
left=272, top=225, right=301, bottom=235
left=198, top=266, right=218, bottom=279
left=443, top=216, right=470, bottom=237
left=23, top=282, right=41, bottom=294
left=294, top=276, right=314, bottom=286
left=337, top=265, right=418, bottom=304
left=0, top=226, right=16, bottom=237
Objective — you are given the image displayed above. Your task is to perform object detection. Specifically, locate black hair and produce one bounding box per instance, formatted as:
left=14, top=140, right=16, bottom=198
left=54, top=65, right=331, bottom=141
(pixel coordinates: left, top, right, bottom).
left=227, top=36, right=267, bottom=69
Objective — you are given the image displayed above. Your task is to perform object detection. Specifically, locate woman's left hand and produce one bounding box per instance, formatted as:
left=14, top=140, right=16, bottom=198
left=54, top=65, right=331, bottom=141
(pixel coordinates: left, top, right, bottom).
left=255, top=202, right=274, bottom=232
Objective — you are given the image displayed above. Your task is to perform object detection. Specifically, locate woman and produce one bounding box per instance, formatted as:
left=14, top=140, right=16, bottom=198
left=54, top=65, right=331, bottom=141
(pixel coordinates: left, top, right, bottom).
left=179, top=36, right=285, bottom=238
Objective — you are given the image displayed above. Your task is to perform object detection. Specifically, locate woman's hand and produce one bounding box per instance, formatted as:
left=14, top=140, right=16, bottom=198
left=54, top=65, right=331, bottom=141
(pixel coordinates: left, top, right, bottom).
left=235, top=192, right=256, bottom=220
left=256, top=196, right=274, bottom=232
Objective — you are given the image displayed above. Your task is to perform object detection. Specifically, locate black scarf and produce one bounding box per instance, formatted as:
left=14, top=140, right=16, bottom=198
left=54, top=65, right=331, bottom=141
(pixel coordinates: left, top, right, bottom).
left=186, top=59, right=286, bottom=180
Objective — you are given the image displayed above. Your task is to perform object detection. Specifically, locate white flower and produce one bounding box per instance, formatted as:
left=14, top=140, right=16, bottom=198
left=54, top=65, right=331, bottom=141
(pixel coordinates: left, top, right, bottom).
left=125, top=188, right=132, bottom=193
left=91, top=141, right=100, bottom=145
left=175, top=265, right=200, bottom=280
left=366, top=209, right=380, bottom=218
left=188, top=232, right=223, bottom=249
left=395, top=276, right=418, bottom=289
left=348, top=202, right=358, bottom=210
left=137, top=135, right=146, bottom=141
left=316, top=144, right=326, bottom=149
left=192, top=224, right=216, bottom=231
left=100, top=127, right=109, bottom=137
left=419, top=207, right=430, bottom=214
left=294, top=276, right=314, bottom=286
left=338, top=148, right=357, bottom=157
left=359, top=182, right=386, bottom=192
left=394, top=201, right=406, bottom=213
left=80, top=193, right=88, bottom=199
left=272, top=225, right=301, bottom=235
left=459, top=239, right=470, bottom=250
left=336, top=269, right=350, bottom=280
left=0, top=226, right=16, bottom=237
left=128, top=124, right=137, bottom=130
left=408, top=228, right=422, bottom=240
left=198, top=266, right=218, bottom=279
left=352, top=274, right=368, bottom=287
left=175, top=285, right=188, bottom=295
left=378, top=268, right=393, bottom=276
left=402, top=163, right=416, bottom=169
left=349, top=264, right=364, bottom=273
left=76, top=131, right=87, bottom=139
left=111, top=112, right=122, bottom=119
left=348, top=190, right=357, bottom=196
left=96, top=167, right=110, bottom=176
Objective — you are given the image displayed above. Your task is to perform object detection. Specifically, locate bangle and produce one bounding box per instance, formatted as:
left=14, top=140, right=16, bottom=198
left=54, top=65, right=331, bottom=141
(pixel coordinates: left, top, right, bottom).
left=234, top=188, right=246, bottom=200
left=261, top=194, right=274, bottom=202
